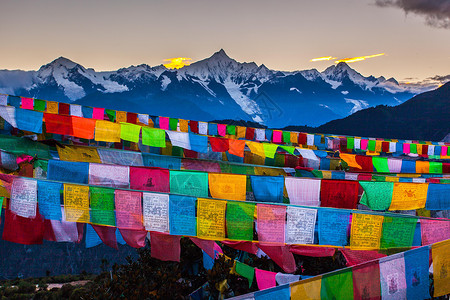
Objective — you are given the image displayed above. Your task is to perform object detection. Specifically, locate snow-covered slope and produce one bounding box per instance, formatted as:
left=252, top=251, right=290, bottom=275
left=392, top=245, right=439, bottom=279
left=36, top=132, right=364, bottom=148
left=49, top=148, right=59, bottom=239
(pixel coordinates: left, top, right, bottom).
left=0, top=50, right=430, bottom=127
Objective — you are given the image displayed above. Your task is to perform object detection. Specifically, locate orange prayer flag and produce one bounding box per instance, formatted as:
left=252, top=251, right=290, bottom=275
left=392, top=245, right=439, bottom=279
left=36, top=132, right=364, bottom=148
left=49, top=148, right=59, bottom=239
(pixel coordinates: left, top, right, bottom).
left=340, top=153, right=362, bottom=169
left=72, top=116, right=96, bottom=139
left=229, top=140, right=246, bottom=157
left=415, top=161, right=429, bottom=173
left=116, top=111, right=127, bottom=123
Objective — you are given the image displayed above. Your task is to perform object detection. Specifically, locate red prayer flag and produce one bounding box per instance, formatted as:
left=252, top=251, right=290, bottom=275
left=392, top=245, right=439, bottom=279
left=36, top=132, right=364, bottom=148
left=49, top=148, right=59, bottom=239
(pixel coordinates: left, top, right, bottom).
left=298, top=133, right=307, bottom=145
left=382, top=141, right=390, bottom=153
left=150, top=232, right=181, bottom=262
left=354, top=155, right=373, bottom=172
left=245, top=128, right=255, bottom=140
left=58, top=103, right=70, bottom=115
left=289, top=245, right=336, bottom=257
left=221, top=241, right=259, bottom=255
left=190, top=237, right=216, bottom=258
left=126, top=112, right=137, bottom=124
left=2, top=208, right=44, bottom=245
left=320, top=180, right=359, bottom=209
left=183, top=149, right=198, bottom=159
left=129, top=167, right=170, bottom=193
left=118, top=228, right=147, bottom=248
left=209, top=137, right=230, bottom=152
left=340, top=249, right=387, bottom=266
left=189, top=121, right=199, bottom=133
left=92, top=224, right=118, bottom=250
left=352, top=261, right=382, bottom=300
left=257, top=244, right=296, bottom=273
left=44, top=113, right=74, bottom=135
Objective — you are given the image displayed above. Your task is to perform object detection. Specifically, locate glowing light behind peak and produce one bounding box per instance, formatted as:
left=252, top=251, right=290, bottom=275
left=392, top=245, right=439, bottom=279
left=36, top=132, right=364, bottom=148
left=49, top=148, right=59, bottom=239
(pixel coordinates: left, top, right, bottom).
left=310, top=56, right=337, bottom=62
left=334, top=53, right=385, bottom=64
left=163, top=57, right=192, bottom=69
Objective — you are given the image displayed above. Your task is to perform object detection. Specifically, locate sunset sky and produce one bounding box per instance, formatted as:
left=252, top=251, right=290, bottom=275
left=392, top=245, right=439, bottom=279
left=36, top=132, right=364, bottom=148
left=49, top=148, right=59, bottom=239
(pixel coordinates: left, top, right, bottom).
left=1, top=0, right=449, bottom=84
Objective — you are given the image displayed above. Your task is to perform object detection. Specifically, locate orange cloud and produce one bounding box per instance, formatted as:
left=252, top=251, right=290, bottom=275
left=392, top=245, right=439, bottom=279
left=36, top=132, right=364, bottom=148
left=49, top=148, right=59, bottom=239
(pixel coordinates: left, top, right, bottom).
left=310, top=56, right=337, bottom=62
left=334, top=53, right=385, bottom=63
left=163, top=57, right=192, bottom=69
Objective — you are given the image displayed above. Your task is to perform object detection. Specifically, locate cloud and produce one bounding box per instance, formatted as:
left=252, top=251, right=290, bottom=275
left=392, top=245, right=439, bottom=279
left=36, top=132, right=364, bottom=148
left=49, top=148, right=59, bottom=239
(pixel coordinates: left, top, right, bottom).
left=374, top=0, right=450, bottom=28
left=429, top=74, right=450, bottom=82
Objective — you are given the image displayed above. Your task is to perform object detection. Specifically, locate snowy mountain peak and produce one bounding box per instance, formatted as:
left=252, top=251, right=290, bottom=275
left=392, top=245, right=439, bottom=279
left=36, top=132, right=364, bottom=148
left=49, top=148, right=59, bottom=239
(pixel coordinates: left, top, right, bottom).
left=43, top=56, right=79, bottom=70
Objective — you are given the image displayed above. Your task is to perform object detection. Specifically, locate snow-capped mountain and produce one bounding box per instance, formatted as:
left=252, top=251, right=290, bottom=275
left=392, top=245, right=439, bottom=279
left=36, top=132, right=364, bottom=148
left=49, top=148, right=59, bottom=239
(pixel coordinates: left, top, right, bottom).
left=0, top=49, right=428, bottom=127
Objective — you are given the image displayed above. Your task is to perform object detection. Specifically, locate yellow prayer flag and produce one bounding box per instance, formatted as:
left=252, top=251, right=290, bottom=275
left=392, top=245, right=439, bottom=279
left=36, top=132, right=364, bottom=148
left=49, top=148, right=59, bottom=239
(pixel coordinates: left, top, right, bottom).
left=290, top=132, right=298, bottom=144
left=179, top=119, right=189, bottom=132
left=340, top=153, right=362, bottom=169
left=291, top=276, right=322, bottom=299
left=415, top=161, right=429, bottom=173
left=389, top=182, right=429, bottom=210
left=385, top=176, right=399, bottom=182
left=115, top=111, right=127, bottom=123
left=322, top=171, right=332, bottom=179
left=208, top=173, right=247, bottom=201
left=432, top=239, right=450, bottom=297
left=416, top=144, right=423, bottom=155
left=197, top=198, right=226, bottom=240
left=46, top=101, right=59, bottom=114
left=236, top=126, right=246, bottom=138
left=246, top=141, right=265, bottom=158
left=375, top=140, right=382, bottom=152
left=94, top=120, right=121, bottom=142
left=350, top=213, right=384, bottom=250
left=57, top=145, right=101, bottom=163
left=64, top=184, right=90, bottom=223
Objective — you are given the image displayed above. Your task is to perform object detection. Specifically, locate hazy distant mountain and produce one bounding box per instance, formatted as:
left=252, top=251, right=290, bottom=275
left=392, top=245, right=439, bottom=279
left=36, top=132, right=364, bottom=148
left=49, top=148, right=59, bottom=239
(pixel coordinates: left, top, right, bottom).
left=315, top=82, right=450, bottom=141
left=0, top=49, right=427, bottom=127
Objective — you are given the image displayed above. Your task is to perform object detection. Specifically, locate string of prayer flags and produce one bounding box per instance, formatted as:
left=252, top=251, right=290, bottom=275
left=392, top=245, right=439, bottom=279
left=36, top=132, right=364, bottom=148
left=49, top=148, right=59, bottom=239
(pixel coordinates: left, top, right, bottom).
left=169, top=170, right=208, bottom=198
left=320, top=268, right=354, bottom=300
left=359, top=181, right=393, bottom=211
left=318, top=210, right=350, bottom=246
left=89, top=187, right=116, bottom=226
left=94, top=120, right=121, bottom=142
left=15, top=108, right=43, bottom=133
left=431, top=240, right=450, bottom=297
left=169, top=195, right=196, bottom=236
left=37, top=181, right=62, bottom=221
left=56, top=145, right=101, bottom=163
left=380, top=216, right=417, bottom=249
left=290, top=276, right=322, bottom=300
left=89, top=163, right=130, bottom=188
left=379, top=254, right=407, bottom=299
left=208, top=173, right=246, bottom=201
left=255, top=269, right=277, bottom=290
left=10, top=177, right=37, bottom=218
left=226, top=202, right=255, bottom=241
left=114, top=190, right=143, bottom=230
left=197, top=198, right=226, bottom=240
left=284, top=177, right=321, bottom=207
left=250, top=175, right=284, bottom=203
left=320, top=179, right=359, bottom=209
left=63, top=184, right=90, bottom=223
left=404, top=246, right=431, bottom=300
left=142, top=193, right=169, bottom=233
left=142, top=127, right=166, bottom=148
left=352, top=261, right=381, bottom=299
left=285, top=206, right=317, bottom=244
left=389, top=182, right=429, bottom=210
left=350, top=213, right=384, bottom=250
left=256, top=204, right=286, bottom=243
left=120, top=122, right=141, bottom=143
left=129, top=166, right=170, bottom=193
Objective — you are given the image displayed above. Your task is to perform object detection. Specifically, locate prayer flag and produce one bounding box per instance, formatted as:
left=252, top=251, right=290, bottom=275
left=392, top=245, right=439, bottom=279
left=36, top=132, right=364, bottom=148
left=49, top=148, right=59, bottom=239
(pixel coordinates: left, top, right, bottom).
left=290, top=276, right=322, bottom=300
left=89, top=163, right=130, bottom=188
left=48, top=160, right=89, bottom=184
left=169, top=194, right=196, bottom=236
left=420, top=219, right=450, bottom=245
left=90, top=187, right=115, bottom=226
left=169, top=170, right=208, bottom=198
left=285, top=206, right=317, bottom=244
left=94, top=120, right=121, bottom=142
left=389, top=182, right=428, bottom=210
left=432, top=240, right=450, bottom=297
left=352, top=261, right=381, bottom=300
left=150, top=232, right=181, bottom=262
left=379, top=254, right=407, bottom=299
left=16, top=108, right=43, bottom=133
left=404, top=246, right=431, bottom=300
left=37, top=181, right=62, bottom=220
left=92, top=107, right=105, bottom=120
left=257, top=204, right=286, bottom=243
left=425, top=183, right=450, bottom=210
left=142, top=192, right=169, bottom=233
left=44, top=113, right=73, bottom=135
left=285, top=177, right=321, bottom=207
left=209, top=173, right=246, bottom=201
left=197, top=198, right=226, bottom=240
left=115, top=190, right=143, bottom=230
left=226, top=202, right=255, bottom=241
left=64, top=184, right=90, bottom=223
left=142, top=127, right=166, bottom=148
left=321, top=268, right=354, bottom=300
left=236, top=261, right=255, bottom=288
left=320, top=180, right=359, bottom=209
left=10, top=177, right=37, bottom=218
left=255, top=269, right=277, bottom=290
left=350, top=213, right=384, bottom=250
left=120, top=122, right=141, bottom=143
left=359, top=181, right=393, bottom=211
left=71, top=116, right=96, bottom=139
left=380, top=216, right=417, bottom=249
left=57, top=145, right=101, bottom=163
left=129, top=166, right=169, bottom=192
left=318, top=210, right=350, bottom=246
left=250, top=175, right=284, bottom=203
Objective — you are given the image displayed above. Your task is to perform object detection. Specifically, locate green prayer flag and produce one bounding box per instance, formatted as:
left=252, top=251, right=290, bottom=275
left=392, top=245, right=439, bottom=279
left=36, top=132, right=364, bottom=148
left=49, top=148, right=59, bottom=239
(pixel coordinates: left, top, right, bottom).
left=282, top=131, right=291, bottom=144
left=227, top=125, right=236, bottom=135
left=0, top=134, right=52, bottom=159
left=231, top=165, right=255, bottom=175
left=34, top=99, right=46, bottom=111
left=226, top=202, right=255, bottom=241
left=120, top=122, right=141, bottom=143
left=275, top=153, right=285, bottom=167
left=169, top=171, right=208, bottom=197
left=347, top=137, right=354, bottom=150
left=429, top=162, right=443, bottom=174
left=142, top=127, right=166, bottom=148
left=372, top=157, right=390, bottom=172
left=34, top=159, right=49, bottom=172
left=311, top=170, right=323, bottom=178
left=359, top=181, right=393, bottom=211
left=321, top=269, right=353, bottom=300
left=264, top=157, right=275, bottom=166
left=380, top=216, right=417, bottom=249
left=410, top=143, right=417, bottom=154
left=172, top=146, right=184, bottom=157
left=105, top=109, right=116, bottom=122
left=235, top=261, right=255, bottom=288
left=169, top=118, right=178, bottom=131
left=90, top=187, right=116, bottom=226
left=372, top=175, right=386, bottom=182
left=368, top=140, right=376, bottom=151
left=280, top=145, right=295, bottom=155
left=263, top=143, right=278, bottom=158
left=0, top=197, right=4, bottom=217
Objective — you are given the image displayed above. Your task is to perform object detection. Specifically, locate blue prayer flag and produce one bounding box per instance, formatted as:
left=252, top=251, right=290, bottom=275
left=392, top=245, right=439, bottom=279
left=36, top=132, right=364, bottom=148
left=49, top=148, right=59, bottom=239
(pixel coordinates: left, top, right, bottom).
left=169, top=195, right=196, bottom=236
left=189, top=133, right=208, bottom=153
left=425, top=183, right=450, bottom=210
left=404, top=246, right=431, bottom=300
left=401, top=160, right=416, bottom=173
left=208, top=123, right=218, bottom=136
left=250, top=175, right=284, bottom=203
left=15, top=108, right=43, bottom=133
left=142, top=153, right=181, bottom=170
left=47, top=160, right=89, bottom=184
left=255, top=285, right=290, bottom=300
left=318, top=209, right=350, bottom=246
left=37, top=181, right=62, bottom=220
left=85, top=224, right=103, bottom=248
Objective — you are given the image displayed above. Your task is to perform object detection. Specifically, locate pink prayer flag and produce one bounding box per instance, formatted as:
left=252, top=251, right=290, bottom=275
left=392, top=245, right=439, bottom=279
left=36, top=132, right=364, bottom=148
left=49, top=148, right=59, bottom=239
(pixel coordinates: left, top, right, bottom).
left=273, top=130, right=282, bottom=143
left=441, top=146, right=448, bottom=156
left=403, top=143, right=410, bottom=154
left=340, top=249, right=387, bottom=266
left=115, top=190, right=144, bottom=230
left=217, top=123, right=227, bottom=136
left=257, top=204, right=286, bottom=244
left=92, top=107, right=105, bottom=120
left=150, top=232, right=181, bottom=262
left=221, top=241, right=259, bottom=255
left=129, top=167, right=170, bottom=193
left=360, top=139, right=368, bottom=150
left=92, top=224, right=118, bottom=250
left=289, top=245, right=336, bottom=257
left=255, top=268, right=277, bottom=290
left=119, top=228, right=147, bottom=248
left=420, top=219, right=450, bottom=245
left=190, top=237, right=216, bottom=258
left=159, top=117, right=169, bottom=130
left=21, top=97, right=34, bottom=110
left=258, top=244, right=296, bottom=273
